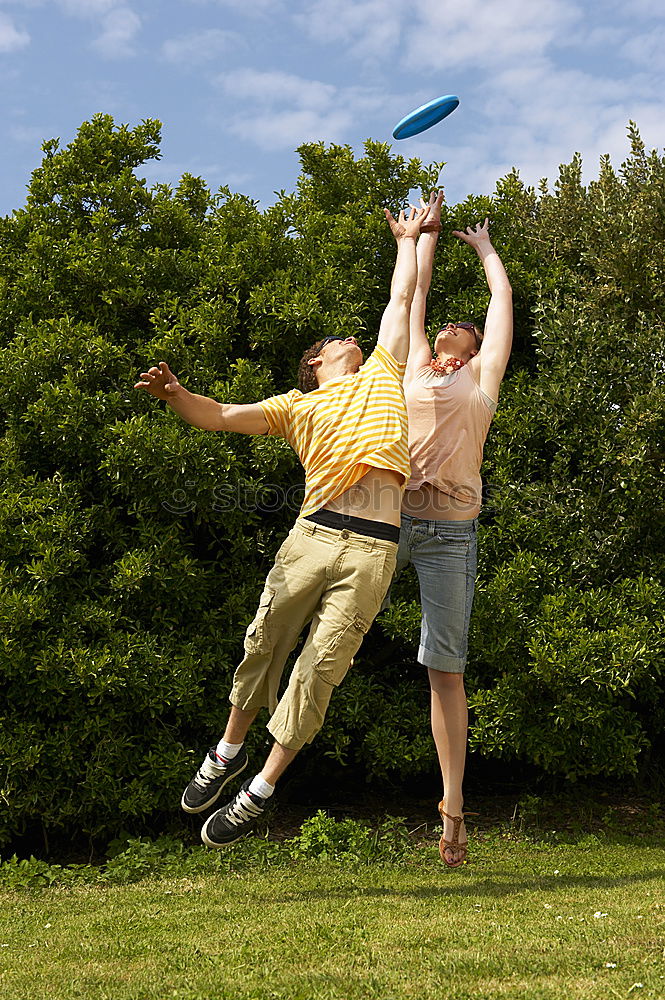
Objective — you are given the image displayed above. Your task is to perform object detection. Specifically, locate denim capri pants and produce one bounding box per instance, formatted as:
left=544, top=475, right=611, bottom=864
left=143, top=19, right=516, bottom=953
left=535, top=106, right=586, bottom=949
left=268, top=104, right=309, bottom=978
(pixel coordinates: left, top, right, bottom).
left=389, top=513, right=478, bottom=673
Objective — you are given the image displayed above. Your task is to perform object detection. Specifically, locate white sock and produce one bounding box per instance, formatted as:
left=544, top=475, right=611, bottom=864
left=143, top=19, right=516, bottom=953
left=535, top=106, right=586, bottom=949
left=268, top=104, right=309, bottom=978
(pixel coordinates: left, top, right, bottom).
left=248, top=774, right=275, bottom=800
left=215, top=739, right=243, bottom=762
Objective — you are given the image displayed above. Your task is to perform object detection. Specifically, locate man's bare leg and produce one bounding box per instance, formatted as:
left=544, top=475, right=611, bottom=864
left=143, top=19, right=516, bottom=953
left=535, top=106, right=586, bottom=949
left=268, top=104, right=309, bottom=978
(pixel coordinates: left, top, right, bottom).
left=259, top=741, right=299, bottom=787
left=200, top=740, right=298, bottom=848
left=222, top=705, right=260, bottom=744
left=181, top=705, right=260, bottom=815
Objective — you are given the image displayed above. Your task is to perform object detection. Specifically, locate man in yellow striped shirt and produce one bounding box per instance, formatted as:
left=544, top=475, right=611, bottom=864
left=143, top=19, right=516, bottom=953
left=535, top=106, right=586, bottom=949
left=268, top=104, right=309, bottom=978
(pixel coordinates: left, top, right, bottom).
left=136, top=200, right=431, bottom=847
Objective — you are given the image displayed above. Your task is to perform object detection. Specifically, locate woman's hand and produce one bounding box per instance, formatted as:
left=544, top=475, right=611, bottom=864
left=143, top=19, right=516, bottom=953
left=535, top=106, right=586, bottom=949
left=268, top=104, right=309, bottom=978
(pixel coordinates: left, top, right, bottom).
left=419, top=189, right=445, bottom=232
left=453, top=217, right=493, bottom=253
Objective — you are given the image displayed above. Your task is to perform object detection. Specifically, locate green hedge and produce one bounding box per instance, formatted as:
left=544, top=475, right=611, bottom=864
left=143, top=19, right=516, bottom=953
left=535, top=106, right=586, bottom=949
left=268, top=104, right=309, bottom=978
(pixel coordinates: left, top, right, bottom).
left=0, top=115, right=663, bottom=847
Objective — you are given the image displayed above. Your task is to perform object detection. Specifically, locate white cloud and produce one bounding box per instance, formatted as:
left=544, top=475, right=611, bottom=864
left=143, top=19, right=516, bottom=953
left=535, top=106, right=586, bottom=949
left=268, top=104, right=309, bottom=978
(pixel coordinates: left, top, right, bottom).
left=295, top=0, right=404, bottom=60
left=406, top=0, right=581, bottom=70
left=293, top=0, right=664, bottom=205
left=139, top=157, right=250, bottom=189
left=0, top=11, right=29, bottom=51
left=215, top=68, right=405, bottom=151
left=297, top=0, right=581, bottom=67
left=162, top=28, right=241, bottom=65
left=218, top=68, right=336, bottom=111
left=227, top=108, right=353, bottom=150
left=60, top=0, right=117, bottom=14
left=622, top=28, right=665, bottom=71
left=557, top=25, right=624, bottom=49
left=606, top=0, right=663, bottom=14
left=2, top=1, right=119, bottom=13
left=1, top=0, right=141, bottom=56
left=185, top=0, right=280, bottom=14
left=1, top=0, right=662, bottom=212
left=216, top=69, right=343, bottom=148
left=91, top=5, right=140, bottom=58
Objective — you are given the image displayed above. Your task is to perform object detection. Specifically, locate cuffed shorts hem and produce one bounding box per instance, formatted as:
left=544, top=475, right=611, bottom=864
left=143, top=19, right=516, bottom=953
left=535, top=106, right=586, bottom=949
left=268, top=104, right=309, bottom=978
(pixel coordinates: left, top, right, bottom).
left=229, top=693, right=269, bottom=713
left=266, top=719, right=314, bottom=753
left=418, top=644, right=466, bottom=674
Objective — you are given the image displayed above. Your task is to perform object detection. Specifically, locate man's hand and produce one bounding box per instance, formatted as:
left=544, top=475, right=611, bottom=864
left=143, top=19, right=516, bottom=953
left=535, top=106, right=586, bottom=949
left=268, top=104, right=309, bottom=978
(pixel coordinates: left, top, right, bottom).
left=134, top=362, right=182, bottom=401
left=384, top=203, right=431, bottom=242
left=419, top=189, right=445, bottom=232
left=453, top=217, right=493, bottom=253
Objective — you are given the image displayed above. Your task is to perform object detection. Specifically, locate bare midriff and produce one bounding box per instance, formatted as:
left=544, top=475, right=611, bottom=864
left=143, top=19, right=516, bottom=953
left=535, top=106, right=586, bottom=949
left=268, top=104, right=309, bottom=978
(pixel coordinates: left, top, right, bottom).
left=401, top=482, right=480, bottom=522
left=324, top=467, right=404, bottom=527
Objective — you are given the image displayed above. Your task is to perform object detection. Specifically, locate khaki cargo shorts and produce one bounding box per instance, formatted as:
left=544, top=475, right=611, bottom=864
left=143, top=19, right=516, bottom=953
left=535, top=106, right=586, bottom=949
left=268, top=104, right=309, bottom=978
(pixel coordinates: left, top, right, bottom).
left=230, top=518, right=397, bottom=751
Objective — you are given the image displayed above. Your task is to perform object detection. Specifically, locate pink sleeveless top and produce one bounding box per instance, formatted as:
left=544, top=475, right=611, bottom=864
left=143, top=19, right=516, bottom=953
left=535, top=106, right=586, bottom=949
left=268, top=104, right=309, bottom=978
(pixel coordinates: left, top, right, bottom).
left=404, top=364, right=497, bottom=506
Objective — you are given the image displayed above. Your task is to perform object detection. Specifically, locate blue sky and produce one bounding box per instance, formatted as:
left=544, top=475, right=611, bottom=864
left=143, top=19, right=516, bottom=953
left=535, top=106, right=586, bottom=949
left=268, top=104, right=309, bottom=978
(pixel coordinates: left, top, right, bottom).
left=1, top=0, right=663, bottom=215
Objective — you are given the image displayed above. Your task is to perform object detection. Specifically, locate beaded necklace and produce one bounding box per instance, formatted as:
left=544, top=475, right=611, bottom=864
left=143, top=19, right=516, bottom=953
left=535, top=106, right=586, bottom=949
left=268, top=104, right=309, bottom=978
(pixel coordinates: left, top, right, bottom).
left=429, top=355, right=466, bottom=376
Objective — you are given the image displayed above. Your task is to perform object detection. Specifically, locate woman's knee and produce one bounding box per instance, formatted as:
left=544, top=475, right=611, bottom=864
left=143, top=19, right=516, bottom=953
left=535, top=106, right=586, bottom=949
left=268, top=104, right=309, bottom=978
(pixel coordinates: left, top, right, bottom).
left=428, top=667, right=465, bottom=693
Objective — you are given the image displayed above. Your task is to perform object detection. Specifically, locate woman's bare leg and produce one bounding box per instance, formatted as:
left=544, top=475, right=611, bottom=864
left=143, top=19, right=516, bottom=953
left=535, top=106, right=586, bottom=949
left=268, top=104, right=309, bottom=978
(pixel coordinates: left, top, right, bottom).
left=428, top=668, right=468, bottom=864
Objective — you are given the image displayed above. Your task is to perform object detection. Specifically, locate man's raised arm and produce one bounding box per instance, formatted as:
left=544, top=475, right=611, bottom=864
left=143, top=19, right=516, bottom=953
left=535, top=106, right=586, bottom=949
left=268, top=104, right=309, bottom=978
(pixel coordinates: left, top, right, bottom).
left=406, top=189, right=444, bottom=378
left=377, top=204, right=431, bottom=364
left=134, top=362, right=269, bottom=435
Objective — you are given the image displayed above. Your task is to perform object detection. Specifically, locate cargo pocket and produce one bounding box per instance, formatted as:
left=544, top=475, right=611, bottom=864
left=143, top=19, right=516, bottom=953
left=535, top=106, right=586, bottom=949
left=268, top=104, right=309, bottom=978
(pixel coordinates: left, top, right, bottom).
left=372, top=548, right=397, bottom=607
left=313, top=614, right=371, bottom=687
left=244, top=587, right=275, bottom=655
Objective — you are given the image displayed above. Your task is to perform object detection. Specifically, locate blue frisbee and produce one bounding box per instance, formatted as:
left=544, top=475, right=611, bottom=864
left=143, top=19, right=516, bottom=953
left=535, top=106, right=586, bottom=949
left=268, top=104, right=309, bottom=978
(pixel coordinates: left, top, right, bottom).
left=392, top=94, right=459, bottom=140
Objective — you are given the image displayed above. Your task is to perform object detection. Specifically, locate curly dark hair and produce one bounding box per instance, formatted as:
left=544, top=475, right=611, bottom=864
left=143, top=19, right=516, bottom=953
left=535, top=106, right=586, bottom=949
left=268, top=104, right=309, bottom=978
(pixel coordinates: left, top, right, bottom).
left=297, top=339, right=326, bottom=393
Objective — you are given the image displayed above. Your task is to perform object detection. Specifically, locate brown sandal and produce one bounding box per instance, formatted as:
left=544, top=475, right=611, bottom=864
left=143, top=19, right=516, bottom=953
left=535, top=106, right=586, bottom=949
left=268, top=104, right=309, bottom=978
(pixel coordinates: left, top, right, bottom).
left=437, top=800, right=477, bottom=868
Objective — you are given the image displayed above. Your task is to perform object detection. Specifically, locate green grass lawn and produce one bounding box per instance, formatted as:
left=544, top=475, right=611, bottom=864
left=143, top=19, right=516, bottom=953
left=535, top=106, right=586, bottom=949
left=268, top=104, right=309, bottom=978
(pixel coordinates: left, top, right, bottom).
left=1, top=832, right=663, bottom=1000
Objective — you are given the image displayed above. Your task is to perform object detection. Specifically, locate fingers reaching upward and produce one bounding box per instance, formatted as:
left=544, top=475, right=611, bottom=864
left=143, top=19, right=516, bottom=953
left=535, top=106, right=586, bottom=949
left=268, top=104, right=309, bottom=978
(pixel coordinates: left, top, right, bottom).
left=452, top=217, right=491, bottom=247
left=384, top=203, right=432, bottom=241
left=420, top=189, right=445, bottom=232
left=134, top=362, right=182, bottom=401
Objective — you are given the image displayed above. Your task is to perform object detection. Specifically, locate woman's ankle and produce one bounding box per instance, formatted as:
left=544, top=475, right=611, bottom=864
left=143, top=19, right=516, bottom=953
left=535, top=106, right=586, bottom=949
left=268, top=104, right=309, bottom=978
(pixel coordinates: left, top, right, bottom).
left=442, top=792, right=464, bottom=815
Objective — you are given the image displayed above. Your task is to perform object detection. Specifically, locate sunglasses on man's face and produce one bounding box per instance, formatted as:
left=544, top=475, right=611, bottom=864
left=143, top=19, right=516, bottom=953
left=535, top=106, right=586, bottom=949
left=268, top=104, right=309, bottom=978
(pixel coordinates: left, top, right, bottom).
left=319, top=336, right=360, bottom=351
left=319, top=336, right=345, bottom=350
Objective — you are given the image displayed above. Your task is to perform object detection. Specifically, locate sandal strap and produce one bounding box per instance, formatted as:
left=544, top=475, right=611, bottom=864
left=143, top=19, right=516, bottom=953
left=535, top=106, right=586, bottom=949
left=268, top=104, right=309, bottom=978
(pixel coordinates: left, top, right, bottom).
left=437, top=800, right=475, bottom=866
left=437, top=801, right=479, bottom=822
left=442, top=838, right=468, bottom=851
left=437, top=801, right=479, bottom=850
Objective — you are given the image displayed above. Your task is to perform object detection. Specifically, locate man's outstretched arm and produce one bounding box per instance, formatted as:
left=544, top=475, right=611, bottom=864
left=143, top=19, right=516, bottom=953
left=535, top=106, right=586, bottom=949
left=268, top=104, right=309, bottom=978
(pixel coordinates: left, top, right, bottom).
left=135, top=362, right=269, bottom=435
left=406, top=189, right=444, bottom=378
left=377, top=203, right=431, bottom=363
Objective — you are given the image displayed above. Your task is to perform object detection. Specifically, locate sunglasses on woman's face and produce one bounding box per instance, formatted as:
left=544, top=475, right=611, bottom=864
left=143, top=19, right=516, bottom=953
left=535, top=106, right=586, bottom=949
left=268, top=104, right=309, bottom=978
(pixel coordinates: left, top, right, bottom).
left=444, top=322, right=476, bottom=333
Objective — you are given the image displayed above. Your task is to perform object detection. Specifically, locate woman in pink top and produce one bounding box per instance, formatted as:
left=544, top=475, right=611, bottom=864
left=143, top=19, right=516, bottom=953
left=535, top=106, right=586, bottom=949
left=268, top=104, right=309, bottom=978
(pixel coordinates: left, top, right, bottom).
left=398, top=190, right=513, bottom=867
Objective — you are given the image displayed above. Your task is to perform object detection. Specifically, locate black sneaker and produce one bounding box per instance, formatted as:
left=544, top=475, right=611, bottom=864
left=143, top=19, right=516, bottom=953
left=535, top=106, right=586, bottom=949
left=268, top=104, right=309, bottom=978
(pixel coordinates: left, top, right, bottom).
left=180, top=747, right=248, bottom=814
left=200, top=779, right=269, bottom=848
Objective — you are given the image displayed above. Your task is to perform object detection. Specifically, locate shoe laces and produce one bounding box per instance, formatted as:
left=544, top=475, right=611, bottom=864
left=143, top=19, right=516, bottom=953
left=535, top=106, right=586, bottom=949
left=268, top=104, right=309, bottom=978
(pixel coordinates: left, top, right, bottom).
left=193, top=754, right=225, bottom=790
left=225, top=790, right=263, bottom=827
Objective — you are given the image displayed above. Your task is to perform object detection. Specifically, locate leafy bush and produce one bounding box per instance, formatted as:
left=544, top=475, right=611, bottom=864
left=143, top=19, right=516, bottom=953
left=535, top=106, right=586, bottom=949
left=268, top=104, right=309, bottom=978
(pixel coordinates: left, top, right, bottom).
left=0, top=813, right=412, bottom=887
left=288, top=810, right=411, bottom=864
left=0, top=114, right=663, bottom=848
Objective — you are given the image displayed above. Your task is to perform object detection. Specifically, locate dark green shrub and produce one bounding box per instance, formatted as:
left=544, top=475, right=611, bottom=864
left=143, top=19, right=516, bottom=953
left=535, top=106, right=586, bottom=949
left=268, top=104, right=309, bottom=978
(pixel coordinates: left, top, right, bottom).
left=0, top=115, right=663, bottom=849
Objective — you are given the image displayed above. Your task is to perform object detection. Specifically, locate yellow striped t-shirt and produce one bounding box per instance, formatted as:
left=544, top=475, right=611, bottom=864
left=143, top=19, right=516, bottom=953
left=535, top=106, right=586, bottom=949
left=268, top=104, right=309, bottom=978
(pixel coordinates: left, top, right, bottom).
left=259, top=344, right=410, bottom=518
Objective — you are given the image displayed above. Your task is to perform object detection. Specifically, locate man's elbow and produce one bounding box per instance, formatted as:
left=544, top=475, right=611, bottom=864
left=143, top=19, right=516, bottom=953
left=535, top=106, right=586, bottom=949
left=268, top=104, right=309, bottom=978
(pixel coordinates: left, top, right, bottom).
left=214, top=403, right=231, bottom=432
left=391, top=284, right=416, bottom=310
